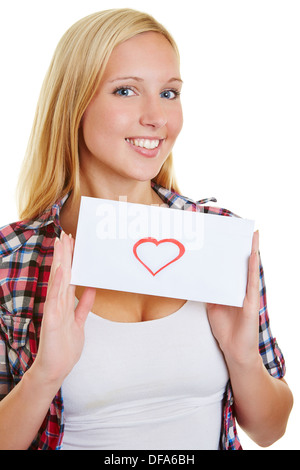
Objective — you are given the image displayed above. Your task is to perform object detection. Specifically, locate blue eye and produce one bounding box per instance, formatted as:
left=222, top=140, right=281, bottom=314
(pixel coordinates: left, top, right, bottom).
left=160, top=90, right=180, bottom=100
left=114, top=87, right=135, bottom=97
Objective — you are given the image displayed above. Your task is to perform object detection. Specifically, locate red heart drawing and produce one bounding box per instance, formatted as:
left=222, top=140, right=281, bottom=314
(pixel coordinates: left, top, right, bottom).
left=133, top=237, right=185, bottom=276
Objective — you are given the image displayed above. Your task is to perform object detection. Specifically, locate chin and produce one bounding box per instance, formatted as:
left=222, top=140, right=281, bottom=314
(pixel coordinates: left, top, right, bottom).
left=131, top=160, right=166, bottom=181
left=132, top=172, right=161, bottom=184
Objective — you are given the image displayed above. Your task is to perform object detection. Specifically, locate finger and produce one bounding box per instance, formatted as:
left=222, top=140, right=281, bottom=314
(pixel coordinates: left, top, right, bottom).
left=61, top=231, right=73, bottom=268
left=48, top=237, right=62, bottom=286
left=251, top=229, right=259, bottom=254
left=56, top=232, right=77, bottom=318
left=44, top=264, right=63, bottom=314
left=245, top=232, right=260, bottom=306
left=70, top=234, right=75, bottom=263
left=75, top=287, right=96, bottom=327
left=59, top=231, right=73, bottom=291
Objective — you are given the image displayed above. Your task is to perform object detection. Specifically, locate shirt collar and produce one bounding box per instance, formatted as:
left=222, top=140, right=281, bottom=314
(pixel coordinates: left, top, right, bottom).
left=16, top=192, right=70, bottom=232
left=151, top=182, right=217, bottom=210
left=8, top=184, right=216, bottom=245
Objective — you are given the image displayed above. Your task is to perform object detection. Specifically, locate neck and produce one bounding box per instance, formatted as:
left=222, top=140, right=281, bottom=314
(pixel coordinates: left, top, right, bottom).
left=79, top=166, right=159, bottom=205
left=59, top=168, right=163, bottom=238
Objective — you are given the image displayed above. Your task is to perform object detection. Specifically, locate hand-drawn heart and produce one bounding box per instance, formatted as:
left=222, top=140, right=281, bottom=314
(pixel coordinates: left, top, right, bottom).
left=133, top=237, right=185, bottom=276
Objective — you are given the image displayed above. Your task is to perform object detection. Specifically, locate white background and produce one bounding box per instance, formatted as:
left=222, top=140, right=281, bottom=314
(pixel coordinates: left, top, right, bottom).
left=0, top=0, right=299, bottom=450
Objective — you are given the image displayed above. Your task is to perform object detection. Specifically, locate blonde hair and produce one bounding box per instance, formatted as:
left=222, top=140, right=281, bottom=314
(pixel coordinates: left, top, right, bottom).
left=17, top=8, right=181, bottom=221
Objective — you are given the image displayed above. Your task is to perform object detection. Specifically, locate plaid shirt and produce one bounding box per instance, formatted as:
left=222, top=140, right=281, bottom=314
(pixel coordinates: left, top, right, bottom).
left=0, top=183, right=286, bottom=450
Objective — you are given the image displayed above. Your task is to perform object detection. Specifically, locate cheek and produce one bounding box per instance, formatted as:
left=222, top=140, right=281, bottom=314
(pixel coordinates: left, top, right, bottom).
left=169, top=106, right=183, bottom=138
left=82, top=102, right=131, bottom=150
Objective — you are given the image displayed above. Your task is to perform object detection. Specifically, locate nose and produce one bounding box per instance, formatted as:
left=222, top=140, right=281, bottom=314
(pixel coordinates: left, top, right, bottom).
left=139, top=97, right=167, bottom=129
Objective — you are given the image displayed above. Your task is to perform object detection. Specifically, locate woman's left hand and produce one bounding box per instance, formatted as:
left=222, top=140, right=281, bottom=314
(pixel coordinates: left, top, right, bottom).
left=206, top=230, right=261, bottom=366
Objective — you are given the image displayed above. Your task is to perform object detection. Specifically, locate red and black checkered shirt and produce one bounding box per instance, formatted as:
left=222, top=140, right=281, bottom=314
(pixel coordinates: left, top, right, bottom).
left=0, top=183, right=286, bottom=449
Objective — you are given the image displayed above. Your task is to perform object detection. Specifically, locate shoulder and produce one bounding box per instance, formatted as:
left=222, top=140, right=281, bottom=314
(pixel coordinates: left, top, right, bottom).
left=0, top=193, right=69, bottom=259
left=152, top=182, right=239, bottom=217
left=0, top=220, right=36, bottom=258
left=195, top=202, right=238, bottom=218
left=0, top=193, right=69, bottom=260
left=0, top=218, right=57, bottom=260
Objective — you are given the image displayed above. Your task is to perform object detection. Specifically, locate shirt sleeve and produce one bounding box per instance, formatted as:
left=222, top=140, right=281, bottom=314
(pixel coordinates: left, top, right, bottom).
left=0, top=311, right=14, bottom=400
left=258, top=255, right=286, bottom=378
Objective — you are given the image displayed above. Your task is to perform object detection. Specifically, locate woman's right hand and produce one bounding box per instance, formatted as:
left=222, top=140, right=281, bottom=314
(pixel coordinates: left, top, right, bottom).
left=31, top=231, right=96, bottom=388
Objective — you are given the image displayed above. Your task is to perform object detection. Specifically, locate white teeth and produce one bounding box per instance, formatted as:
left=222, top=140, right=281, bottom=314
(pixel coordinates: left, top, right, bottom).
left=126, top=138, right=160, bottom=150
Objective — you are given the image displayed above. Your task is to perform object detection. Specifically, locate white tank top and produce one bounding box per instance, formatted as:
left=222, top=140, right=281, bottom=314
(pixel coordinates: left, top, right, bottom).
left=62, top=301, right=229, bottom=450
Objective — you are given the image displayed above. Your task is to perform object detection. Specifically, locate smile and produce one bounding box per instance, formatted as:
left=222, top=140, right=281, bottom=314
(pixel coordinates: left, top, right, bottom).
left=125, top=138, right=161, bottom=150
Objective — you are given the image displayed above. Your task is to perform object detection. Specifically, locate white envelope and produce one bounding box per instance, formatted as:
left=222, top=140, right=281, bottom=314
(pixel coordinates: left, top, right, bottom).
left=71, top=197, right=255, bottom=307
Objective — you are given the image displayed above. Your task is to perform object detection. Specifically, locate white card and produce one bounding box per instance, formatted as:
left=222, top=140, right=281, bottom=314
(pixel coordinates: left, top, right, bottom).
left=71, top=196, right=255, bottom=307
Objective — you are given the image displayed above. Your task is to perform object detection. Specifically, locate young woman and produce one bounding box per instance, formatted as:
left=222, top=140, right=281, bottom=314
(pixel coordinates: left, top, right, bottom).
left=0, top=9, right=293, bottom=450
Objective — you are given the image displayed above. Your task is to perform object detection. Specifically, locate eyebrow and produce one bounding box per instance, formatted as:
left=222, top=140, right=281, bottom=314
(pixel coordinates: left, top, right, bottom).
left=108, top=76, right=183, bottom=84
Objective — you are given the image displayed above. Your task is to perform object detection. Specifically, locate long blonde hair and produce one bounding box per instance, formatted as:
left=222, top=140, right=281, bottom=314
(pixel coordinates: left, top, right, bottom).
left=17, top=9, right=181, bottom=221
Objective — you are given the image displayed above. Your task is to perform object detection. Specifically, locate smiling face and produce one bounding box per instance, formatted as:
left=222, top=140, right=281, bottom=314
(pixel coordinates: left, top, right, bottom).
left=78, top=32, right=183, bottom=187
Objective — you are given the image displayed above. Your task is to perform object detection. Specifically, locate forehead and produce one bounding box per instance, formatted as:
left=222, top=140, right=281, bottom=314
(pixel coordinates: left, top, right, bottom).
left=102, top=32, right=180, bottom=81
